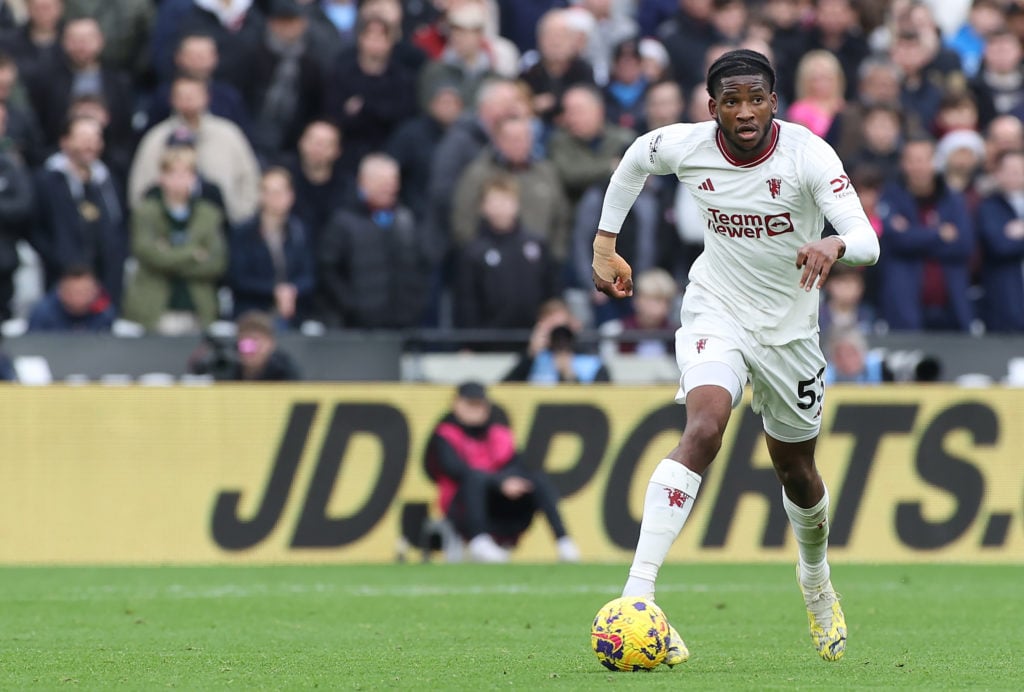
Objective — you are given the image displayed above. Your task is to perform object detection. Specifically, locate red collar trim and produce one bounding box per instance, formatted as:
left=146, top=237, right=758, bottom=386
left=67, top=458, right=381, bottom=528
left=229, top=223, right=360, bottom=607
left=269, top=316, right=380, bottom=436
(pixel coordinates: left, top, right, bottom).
left=715, top=121, right=780, bottom=168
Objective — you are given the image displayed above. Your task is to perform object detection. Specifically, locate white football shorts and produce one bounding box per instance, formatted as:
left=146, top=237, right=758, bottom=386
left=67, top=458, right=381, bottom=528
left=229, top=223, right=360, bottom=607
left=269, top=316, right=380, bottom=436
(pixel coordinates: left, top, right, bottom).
left=673, top=296, right=826, bottom=444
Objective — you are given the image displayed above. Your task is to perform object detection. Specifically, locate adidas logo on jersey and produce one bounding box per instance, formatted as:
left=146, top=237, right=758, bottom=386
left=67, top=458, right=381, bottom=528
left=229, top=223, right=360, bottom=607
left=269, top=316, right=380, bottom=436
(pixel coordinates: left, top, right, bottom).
left=698, top=178, right=716, bottom=191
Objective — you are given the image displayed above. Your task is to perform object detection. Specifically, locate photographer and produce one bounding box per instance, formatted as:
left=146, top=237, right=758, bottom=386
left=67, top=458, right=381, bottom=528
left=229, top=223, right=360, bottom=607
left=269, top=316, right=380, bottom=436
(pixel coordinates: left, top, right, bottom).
left=190, top=311, right=301, bottom=381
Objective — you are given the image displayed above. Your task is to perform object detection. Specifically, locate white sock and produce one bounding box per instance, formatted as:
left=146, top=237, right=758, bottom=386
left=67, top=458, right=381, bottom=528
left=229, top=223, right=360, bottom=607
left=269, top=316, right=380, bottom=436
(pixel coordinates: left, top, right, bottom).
left=621, top=459, right=702, bottom=598
left=783, top=486, right=831, bottom=588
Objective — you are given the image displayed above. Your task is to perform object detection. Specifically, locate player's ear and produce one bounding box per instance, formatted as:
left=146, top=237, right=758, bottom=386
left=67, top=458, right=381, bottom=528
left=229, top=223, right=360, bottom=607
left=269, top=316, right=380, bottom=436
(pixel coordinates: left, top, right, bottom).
left=770, top=92, right=778, bottom=114
left=707, top=97, right=717, bottom=119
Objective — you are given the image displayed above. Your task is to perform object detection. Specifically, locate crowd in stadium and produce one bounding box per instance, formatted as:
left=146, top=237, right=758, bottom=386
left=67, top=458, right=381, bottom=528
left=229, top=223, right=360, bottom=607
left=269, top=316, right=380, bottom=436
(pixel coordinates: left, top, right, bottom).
left=0, top=0, right=1022, bottom=353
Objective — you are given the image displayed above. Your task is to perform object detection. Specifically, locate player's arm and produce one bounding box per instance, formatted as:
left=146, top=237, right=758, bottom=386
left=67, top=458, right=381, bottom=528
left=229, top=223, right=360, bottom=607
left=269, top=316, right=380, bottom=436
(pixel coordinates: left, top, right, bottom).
left=796, top=138, right=881, bottom=290
left=594, top=126, right=686, bottom=298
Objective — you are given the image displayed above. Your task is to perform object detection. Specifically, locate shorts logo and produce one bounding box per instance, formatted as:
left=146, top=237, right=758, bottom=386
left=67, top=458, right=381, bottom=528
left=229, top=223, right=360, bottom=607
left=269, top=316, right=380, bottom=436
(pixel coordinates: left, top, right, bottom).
left=767, top=177, right=782, bottom=199
left=695, top=337, right=708, bottom=354
left=665, top=488, right=690, bottom=507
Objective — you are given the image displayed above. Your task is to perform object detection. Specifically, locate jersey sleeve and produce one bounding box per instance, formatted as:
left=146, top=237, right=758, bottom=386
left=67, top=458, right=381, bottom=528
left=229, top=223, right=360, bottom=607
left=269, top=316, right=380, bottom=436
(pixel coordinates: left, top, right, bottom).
left=598, top=124, right=692, bottom=234
left=803, top=135, right=880, bottom=266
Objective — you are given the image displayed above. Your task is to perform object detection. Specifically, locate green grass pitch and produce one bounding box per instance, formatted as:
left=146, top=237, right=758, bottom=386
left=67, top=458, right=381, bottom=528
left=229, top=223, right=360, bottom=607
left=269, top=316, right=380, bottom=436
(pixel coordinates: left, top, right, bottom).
left=0, top=563, right=1019, bottom=690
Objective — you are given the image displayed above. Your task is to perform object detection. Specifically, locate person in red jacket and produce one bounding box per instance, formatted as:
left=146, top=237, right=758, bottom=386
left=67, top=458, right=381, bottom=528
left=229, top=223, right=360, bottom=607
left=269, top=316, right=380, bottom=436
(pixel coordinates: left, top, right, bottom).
left=424, top=381, right=580, bottom=563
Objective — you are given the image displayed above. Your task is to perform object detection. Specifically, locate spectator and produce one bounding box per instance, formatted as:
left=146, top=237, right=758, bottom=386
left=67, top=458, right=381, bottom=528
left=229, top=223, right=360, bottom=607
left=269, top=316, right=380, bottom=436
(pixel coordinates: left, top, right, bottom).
left=823, top=325, right=885, bottom=385
left=325, top=13, right=417, bottom=175
left=935, top=127, right=986, bottom=204
left=933, top=89, right=981, bottom=139
left=890, top=27, right=946, bottom=134
left=657, top=0, right=717, bottom=94
left=638, top=37, right=670, bottom=85
left=0, top=51, right=46, bottom=166
left=450, top=115, right=570, bottom=259
left=0, top=102, right=33, bottom=321
left=31, top=115, right=126, bottom=304
left=976, top=149, right=1024, bottom=332
left=968, top=26, right=1024, bottom=129
left=426, top=77, right=525, bottom=262
left=846, top=102, right=904, bottom=178
left=283, top=119, right=348, bottom=247
left=64, top=0, right=154, bottom=79
left=827, top=55, right=903, bottom=164
left=878, top=135, right=975, bottom=331
left=519, top=9, right=595, bottom=125
left=547, top=84, right=634, bottom=205
left=503, top=298, right=610, bottom=383
left=247, top=0, right=325, bottom=161
left=948, top=0, right=1005, bottom=79
left=121, top=147, right=226, bottom=334
left=145, top=32, right=251, bottom=137
left=66, top=93, right=135, bottom=196
left=573, top=0, right=638, bottom=87
left=303, top=0, right=357, bottom=64
left=29, top=17, right=134, bottom=149
left=227, top=167, right=315, bottom=328
left=410, top=0, right=518, bottom=77
left=130, top=74, right=260, bottom=224
left=387, top=82, right=464, bottom=220
left=193, top=309, right=301, bottom=381
left=0, top=0, right=63, bottom=94
left=604, top=267, right=678, bottom=356
left=416, top=2, right=497, bottom=113
left=786, top=50, right=846, bottom=139
left=818, top=262, right=875, bottom=337
left=764, top=0, right=809, bottom=104
left=453, top=175, right=561, bottom=334
left=27, top=264, right=115, bottom=331
left=316, top=153, right=429, bottom=328
left=423, top=380, right=580, bottom=563
left=357, top=0, right=429, bottom=75
left=173, top=0, right=266, bottom=95
left=602, top=38, right=647, bottom=132
left=805, top=0, right=871, bottom=102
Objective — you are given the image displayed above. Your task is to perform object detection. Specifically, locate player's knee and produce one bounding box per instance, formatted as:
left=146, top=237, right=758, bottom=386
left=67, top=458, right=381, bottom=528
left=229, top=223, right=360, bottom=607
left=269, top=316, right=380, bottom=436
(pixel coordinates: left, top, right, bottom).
left=683, top=414, right=727, bottom=456
left=775, top=459, right=817, bottom=489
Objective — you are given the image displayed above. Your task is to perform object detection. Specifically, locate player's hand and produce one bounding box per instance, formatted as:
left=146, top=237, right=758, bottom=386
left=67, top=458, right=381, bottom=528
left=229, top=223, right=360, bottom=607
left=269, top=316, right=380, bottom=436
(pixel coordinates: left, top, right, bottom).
left=796, top=235, right=845, bottom=291
left=592, top=231, right=633, bottom=298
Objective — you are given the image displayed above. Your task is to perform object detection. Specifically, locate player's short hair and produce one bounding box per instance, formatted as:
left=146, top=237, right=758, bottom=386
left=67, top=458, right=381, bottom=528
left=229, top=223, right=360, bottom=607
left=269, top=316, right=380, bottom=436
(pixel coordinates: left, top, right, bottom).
left=706, top=49, right=776, bottom=98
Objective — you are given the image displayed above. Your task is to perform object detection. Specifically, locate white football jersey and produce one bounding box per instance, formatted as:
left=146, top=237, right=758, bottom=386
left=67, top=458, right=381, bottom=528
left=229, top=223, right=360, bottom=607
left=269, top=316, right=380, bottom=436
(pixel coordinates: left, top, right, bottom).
left=599, top=119, right=873, bottom=345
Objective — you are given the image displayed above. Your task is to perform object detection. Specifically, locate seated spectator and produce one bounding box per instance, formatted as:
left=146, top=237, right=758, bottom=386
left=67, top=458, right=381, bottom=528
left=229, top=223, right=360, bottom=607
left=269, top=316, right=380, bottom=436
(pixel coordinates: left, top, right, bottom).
left=191, top=309, right=301, bottom=381
left=317, top=153, right=429, bottom=328
left=27, top=264, right=115, bottom=331
left=847, top=103, right=904, bottom=179
left=638, top=37, right=670, bottom=85
left=878, top=135, right=975, bottom=331
left=122, top=147, right=227, bottom=334
left=786, top=50, right=846, bottom=138
left=423, top=380, right=580, bottom=563
left=547, top=84, right=634, bottom=205
left=976, top=149, right=1024, bottom=332
left=130, top=74, right=261, bottom=225
left=454, top=175, right=560, bottom=335
left=827, top=55, right=902, bottom=164
left=823, top=326, right=885, bottom=385
left=31, top=115, right=126, bottom=305
left=947, top=0, right=1005, bottom=79
left=604, top=267, right=678, bottom=356
left=64, top=0, right=155, bottom=79
left=890, top=27, right=945, bottom=134
left=228, top=167, right=315, bottom=328
left=504, top=299, right=610, bottom=384
left=451, top=115, right=570, bottom=259
left=571, top=1, right=639, bottom=88
left=66, top=94, right=135, bottom=194
left=171, top=0, right=266, bottom=96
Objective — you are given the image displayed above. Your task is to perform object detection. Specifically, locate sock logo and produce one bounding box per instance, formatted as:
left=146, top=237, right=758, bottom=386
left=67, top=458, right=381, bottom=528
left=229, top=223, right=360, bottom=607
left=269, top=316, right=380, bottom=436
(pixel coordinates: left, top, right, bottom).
left=665, top=488, right=691, bottom=508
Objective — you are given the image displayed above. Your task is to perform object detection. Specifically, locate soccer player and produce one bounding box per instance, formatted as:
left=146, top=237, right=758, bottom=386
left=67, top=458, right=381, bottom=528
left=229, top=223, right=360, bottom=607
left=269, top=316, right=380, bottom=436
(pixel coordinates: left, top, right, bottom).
left=591, top=49, right=880, bottom=664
